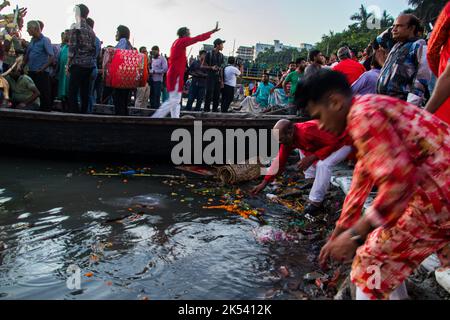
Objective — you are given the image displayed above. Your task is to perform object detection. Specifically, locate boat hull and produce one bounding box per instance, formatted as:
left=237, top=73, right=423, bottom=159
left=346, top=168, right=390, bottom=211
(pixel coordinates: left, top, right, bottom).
left=0, top=108, right=294, bottom=163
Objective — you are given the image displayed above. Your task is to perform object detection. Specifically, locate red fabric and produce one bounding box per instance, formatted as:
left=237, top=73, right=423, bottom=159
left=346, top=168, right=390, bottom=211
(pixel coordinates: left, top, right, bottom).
left=103, top=48, right=149, bottom=89
left=166, top=31, right=213, bottom=92
left=427, top=1, right=450, bottom=124
left=264, top=120, right=352, bottom=183
left=333, top=59, right=366, bottom=85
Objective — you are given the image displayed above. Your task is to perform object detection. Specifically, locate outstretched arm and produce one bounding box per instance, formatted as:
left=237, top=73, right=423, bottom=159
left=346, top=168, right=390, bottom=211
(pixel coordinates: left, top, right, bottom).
left=425, top=60, right=450, bottom=114
left=179, top=22, right=221, bottom=48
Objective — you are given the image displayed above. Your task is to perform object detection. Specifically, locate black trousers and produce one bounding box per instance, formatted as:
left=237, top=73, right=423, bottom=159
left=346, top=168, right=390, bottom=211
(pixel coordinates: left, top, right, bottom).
left=114, top=89, right=131, bottom=116
left=102, top=86, right=114, bottom=104
left=204, top=75, right=221, bottom=112
left=221, top=84, right=235, bottom=113
left=68, top=65, right=94, bottom=114
left=186, top=79, right=206, bottom=111
left=150, top=79, right=162, bottom=109
left=29, top=71, right=52, bottom=111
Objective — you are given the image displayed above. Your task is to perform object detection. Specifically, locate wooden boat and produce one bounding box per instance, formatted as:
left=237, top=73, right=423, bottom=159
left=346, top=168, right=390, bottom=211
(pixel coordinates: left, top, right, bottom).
left=0, top=107, right=305, bottom=162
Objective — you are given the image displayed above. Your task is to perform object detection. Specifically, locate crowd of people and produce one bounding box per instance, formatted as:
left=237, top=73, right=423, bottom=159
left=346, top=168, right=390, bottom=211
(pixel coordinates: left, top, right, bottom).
left=251, top=8, right=450, bottom=301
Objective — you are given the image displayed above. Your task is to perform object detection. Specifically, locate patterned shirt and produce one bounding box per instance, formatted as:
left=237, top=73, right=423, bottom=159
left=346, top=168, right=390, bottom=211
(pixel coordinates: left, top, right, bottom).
left=377, top=38, right=432, bottom=106
left=337, top=95, right=450, bottom=230
left=68, top=19, right=97, bottom=68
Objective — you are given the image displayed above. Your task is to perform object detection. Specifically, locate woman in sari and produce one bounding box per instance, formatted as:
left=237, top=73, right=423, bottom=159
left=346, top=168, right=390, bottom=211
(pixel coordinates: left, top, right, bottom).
left=57, top=30, right=70, bottom=112
left=297, top=70, right=450, bottom=300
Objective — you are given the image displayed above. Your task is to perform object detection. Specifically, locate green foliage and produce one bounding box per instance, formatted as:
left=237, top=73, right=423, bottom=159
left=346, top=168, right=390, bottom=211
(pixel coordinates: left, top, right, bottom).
left=255, top=47, right=309, bottom=71
left=315, top=5, right=394, bottom=56
left=408, top=0, right=447, bottom=25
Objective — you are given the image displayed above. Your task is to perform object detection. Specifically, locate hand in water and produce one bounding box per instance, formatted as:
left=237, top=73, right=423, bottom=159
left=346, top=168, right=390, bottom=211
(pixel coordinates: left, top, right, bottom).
left=251, top=183, right=266, bottom=196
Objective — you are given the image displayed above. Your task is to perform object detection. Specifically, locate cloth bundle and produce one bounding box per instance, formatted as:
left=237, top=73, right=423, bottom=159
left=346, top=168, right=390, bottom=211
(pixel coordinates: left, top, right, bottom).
left=103, top=48, right=149, bottom=89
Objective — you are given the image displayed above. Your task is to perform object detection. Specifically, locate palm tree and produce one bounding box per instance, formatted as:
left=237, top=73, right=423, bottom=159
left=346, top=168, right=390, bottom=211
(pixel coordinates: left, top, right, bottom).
left=408, top=0, right=447, bottom=25
left=351, top=5, right=370, bottom=30
left=381, top=10, right=394, bottom=29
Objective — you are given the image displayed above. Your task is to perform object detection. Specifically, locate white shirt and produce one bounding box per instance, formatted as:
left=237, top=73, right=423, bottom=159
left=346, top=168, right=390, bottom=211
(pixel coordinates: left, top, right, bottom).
left=224, top=65, right=241, bottom=87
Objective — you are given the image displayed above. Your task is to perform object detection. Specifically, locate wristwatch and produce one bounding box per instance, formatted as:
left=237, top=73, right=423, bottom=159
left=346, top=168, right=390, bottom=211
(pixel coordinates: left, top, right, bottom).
left=349, top=229, right=365, bottom=246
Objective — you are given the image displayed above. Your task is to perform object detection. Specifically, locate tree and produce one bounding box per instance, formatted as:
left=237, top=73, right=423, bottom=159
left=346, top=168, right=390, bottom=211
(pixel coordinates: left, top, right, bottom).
left=255, top=47, right=308, bottom=70
left=381, top=10, right=394, bottom=29
left=408, top=0, right=447, bottom=25
left=314, top=4, right=396, bottom=56
left=351, top=5, right=370, bottom=31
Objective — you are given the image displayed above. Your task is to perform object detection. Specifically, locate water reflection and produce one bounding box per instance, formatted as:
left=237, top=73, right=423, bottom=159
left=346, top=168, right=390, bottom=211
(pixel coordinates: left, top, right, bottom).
left=0, top=157, right=315, bottom=300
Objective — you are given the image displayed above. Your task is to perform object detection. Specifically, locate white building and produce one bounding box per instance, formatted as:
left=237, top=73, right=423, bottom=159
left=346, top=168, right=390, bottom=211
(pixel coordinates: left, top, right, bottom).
left=236, top=46, right=255, bottom=61
left=299, top=43, right=314, bottom=51
left=255, top=40, right=303, bottom=58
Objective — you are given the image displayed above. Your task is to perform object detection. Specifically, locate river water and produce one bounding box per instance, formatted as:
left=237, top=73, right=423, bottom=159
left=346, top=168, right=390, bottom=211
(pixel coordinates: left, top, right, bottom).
left=0, top=156, right=321, bottom=300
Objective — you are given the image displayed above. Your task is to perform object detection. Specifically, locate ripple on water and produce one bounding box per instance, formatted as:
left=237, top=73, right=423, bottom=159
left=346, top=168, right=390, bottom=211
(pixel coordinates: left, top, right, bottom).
left=101, top=195, right=166, bottom=209
left=0, top=197, right=12, bottom=205
left=100, top=219, right=276, bottom=299
left=82, top=211, right=110, bottom=220
left=17, top=213, right=32, bottom=220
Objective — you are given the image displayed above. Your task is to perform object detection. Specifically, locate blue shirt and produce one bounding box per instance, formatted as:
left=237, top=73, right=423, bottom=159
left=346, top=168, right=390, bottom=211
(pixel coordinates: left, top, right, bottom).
left=95, top=37, right=101, bottom=58
left=352, top=69, right=381, bottom=96
left=26, top=34, right=54, bottom=72
left=254, top=82, right=275, bottom=107
left=116, top=38, right=132, bottom=50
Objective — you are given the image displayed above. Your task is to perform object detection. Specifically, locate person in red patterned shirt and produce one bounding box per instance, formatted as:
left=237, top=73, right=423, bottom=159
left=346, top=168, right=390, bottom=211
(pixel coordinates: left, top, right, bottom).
left=297, top=70, right=450, bottom=300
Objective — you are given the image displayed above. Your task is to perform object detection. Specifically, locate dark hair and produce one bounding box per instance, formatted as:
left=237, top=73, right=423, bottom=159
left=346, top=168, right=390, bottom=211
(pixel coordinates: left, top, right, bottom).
left=177, top=27, right=189, bottom=38
left=289, top=61, right=296, bottom=65
left=38, top=20, right=44, bottom=31
left=405, top=14, right=422, bottom=36
left=309, top=50, right=321, bottom=62
left=152, top=45, right=159, bottom=51
left=295, top=57, right=306, bottom=64
left=199, top=50, right=207, bottom=56
left=228, top=56, right=236, bottom=65
left=295, top=70, right=352, bottom=110
left=117, top=25, right=130, bottom=40
left=77, top=4, right=90, bottom=19
left=370, top=55, right=382, bottom=70
left=86, top=17, right=94, bottom=29
left=139, top=46, right=147, bottom=53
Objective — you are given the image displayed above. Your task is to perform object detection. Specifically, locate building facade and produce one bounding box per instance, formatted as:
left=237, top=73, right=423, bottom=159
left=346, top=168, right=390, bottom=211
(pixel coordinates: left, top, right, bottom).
left=236, top=46, right=255, bottom=61
left=299, top=43, right=314, bottom=51
left=255, top=40, right=303, bottom=58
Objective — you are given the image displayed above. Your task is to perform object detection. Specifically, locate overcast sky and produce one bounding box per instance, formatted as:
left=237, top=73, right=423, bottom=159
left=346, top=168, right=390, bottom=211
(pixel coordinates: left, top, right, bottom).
left=17, top=0, right=409, bottom=56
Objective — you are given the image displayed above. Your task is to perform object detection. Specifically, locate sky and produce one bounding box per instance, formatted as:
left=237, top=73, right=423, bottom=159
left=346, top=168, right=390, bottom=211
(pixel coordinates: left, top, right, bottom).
left=16, top=0, right=410, bottom=56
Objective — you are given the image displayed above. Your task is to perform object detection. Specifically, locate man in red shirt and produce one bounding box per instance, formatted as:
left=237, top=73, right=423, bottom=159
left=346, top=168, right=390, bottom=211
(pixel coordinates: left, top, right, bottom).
left=333, top=47, right=366, bottom=85
left=252, top=120, right=353, bottom=215
left=152, top=23, right=220, bottom=118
